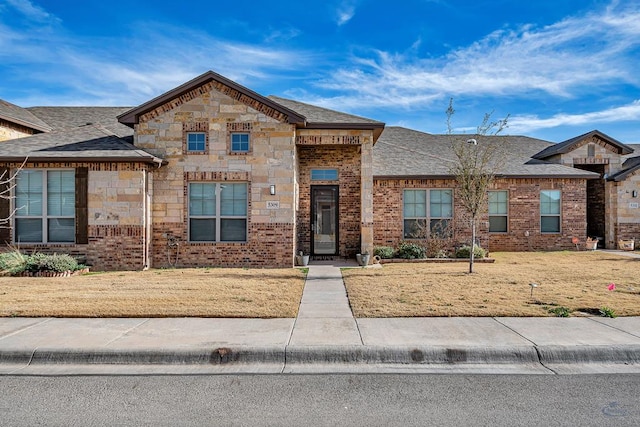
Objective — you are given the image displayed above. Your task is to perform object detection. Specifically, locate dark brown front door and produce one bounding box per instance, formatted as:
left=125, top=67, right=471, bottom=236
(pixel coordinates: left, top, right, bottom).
left=311, top=186, right=339, bottom=256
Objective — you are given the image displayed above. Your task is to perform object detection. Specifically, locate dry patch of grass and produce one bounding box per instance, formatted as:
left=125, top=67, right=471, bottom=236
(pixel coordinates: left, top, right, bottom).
left=343, top=252, right=640, bottom=317
left=0, top=268, right=305, bottom=318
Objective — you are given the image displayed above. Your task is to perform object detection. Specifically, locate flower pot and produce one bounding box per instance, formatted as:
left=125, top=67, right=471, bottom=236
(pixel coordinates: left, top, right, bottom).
left=295, top=255, right=310, bottom=266
left=618, top=239, right=635, bottom=251
left=585, top=239, right=598, bottom=251
left=357, top=254, right=370, bottom=266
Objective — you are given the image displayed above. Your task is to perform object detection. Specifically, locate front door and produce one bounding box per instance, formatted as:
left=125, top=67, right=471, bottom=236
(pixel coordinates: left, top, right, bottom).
left=311, top=186, right=339, bottom=256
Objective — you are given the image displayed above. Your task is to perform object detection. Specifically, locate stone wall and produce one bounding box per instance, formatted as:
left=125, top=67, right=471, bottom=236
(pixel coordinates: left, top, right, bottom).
left=135, top=82, right=297, bottom=268
left=373, top=177, right=588, bottom=253
left=2, top=162, right=149, bottom=271
left=0, top=120, right=35, bottom=142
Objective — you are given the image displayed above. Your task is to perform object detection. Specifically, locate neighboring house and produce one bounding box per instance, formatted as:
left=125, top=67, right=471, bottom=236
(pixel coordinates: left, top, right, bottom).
left=0, top=70, right=637, bottom=270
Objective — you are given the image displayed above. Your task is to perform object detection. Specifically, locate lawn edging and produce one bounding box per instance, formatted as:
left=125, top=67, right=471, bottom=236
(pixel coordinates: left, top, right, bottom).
left=378, top=258, right=495, bottom=264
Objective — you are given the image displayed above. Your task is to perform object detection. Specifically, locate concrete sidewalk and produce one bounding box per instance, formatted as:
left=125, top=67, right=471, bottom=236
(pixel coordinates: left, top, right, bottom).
left=1, top=262, right=640, bottom=375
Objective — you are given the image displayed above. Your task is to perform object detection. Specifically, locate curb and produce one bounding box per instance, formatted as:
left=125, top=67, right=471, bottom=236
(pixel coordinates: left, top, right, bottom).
left=285, top=345, right=540, bottom=365
left=0, top=346, right=285, bottom=366
left=2, top=344, right=639, bottom=369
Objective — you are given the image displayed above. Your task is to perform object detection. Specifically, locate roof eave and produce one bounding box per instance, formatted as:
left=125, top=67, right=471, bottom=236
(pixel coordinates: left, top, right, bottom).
left=373, top=173, right=597, bottom=180
left=0, top=114, right=52, bottom=133
left=0, top=155, right=167, bottom=165
left=117, top=71, right=307, bottom=127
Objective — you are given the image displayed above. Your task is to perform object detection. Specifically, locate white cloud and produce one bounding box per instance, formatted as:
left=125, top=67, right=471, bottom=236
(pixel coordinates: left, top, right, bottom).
left=5, top=0, right=59, bottom=23
left=508, top=100, right=640, bottom=134
left=336, top=1, right=356, bottom=26
left=312, top=2, right=640, bottom=110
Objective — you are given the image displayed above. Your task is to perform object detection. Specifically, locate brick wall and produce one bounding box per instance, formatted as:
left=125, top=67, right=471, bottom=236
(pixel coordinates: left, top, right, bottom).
left=297, top=144, right=362, bottom=257
left=373, top=177, right=588, bottom=253
left=151, top=222, right=294, bottom=268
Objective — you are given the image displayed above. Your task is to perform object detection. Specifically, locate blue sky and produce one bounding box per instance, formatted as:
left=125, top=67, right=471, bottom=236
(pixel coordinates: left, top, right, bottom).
left=1, top=0, right=639, bottom=142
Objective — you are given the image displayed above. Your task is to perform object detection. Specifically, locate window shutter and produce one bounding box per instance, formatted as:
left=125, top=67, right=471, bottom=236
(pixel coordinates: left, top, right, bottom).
left=75, top=167, right=88, bottom=244
left=0, top=167, right=10, bottom=244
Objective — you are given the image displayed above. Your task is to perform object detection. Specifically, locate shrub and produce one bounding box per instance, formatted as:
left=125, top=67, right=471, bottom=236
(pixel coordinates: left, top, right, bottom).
left=374, top=246, right=395, bottom=259
left=0, top=250, right=84, bottom=275
left=0, top=250, right=28, bottom=275
left=455, top=244, right=487, bottom=259
left=396, top=241, right=426, bottom=259
left=25, top=253, right=82, bottom=273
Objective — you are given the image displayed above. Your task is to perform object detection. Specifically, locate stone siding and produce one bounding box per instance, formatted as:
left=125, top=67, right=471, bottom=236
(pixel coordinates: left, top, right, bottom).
left=0, top=120, right=36, bottom=141
left=136, top=82, right=297, bottom=268
left=2, top=162, right=150, bottom=271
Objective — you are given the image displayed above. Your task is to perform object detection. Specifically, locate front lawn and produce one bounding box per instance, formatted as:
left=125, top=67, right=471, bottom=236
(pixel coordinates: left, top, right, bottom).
left=0, top=268, right=305, bottom=318
left=342, top=252, right=640, bottom=317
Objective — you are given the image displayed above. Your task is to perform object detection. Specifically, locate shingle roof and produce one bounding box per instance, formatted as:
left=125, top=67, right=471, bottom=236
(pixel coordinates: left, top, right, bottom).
left=269, top=96, right=385, bottom=141
left=118, top=70, right=306, bottom=127
left=609, top=144, right=640, bottom=181
left=532, top=129, right=634, bottom=159
left=0, top=99, right=52, bottom=132
left=0, top=124, right=163, bottom=164
left=374, top=127, right=599, bottom=179
left=268, top=96, right=384, bottom=125
left=27, top=106, right=134, bottom=138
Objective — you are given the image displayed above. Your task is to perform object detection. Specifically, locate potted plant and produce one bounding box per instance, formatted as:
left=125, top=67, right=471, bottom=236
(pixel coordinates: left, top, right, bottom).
left=357, top=251, right=370, bottom=266
left=295, top=251, right=309, bottom=266
left=585, top=237, right=598, bottom=251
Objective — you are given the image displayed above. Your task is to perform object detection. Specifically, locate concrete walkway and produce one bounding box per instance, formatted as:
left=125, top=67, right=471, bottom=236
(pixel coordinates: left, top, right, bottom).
left=1, top=256, right=640, bottom=375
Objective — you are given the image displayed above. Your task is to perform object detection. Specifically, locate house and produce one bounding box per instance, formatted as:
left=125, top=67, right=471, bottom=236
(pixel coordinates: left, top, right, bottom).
left=0, top=70, right=637, bottom=270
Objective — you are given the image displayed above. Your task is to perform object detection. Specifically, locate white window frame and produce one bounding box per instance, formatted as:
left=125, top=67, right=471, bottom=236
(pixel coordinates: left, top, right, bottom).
left=188, top=182, right=248, bottom=242
left=488, top=190, right=508, bottom=233
left=403, top=189, right=453, bottom=239
left=540, top=189, right=561, bottom=234
left=14, top=169, right=75, bottom=243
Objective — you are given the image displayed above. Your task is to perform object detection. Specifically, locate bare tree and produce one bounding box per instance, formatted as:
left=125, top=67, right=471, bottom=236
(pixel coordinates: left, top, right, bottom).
left=446, top=99, right=508, bottom=273
left=0, top=159, right=28, bottom=229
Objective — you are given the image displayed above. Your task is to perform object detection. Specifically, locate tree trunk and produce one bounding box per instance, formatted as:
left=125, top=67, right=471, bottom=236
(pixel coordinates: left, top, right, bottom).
left=469, top=217, right=476, bottom=274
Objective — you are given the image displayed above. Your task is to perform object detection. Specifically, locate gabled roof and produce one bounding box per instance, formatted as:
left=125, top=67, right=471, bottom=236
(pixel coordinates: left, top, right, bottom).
left=27, top=106, right=133, bottom=138
left=118, top=70, right=306, bottom=126
left=374, top=127, right=599, bottom=179
left=0, top=99, right=52, bottom=132
left=0, top=124, right=164, bottom=165
left=532, top=129, right=634, bottom=159
left=609, top=144, right=640, bottom=181
left=268, top=96, right=385, bottom=140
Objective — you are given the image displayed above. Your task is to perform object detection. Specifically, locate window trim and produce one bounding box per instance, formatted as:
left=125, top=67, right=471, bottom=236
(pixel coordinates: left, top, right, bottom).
left=186, top=132, right=207, bottom=153
left=403, top=189, right=453, bottom=239
left=14, top=169, right=76, bottom=244
left=188, top=182, right=248, bottom=243
left=488, top=190, right=508, bottom=233
left=310, top=169, right=339, bottom=181
left=229, top=132, right=251, bottom=154
left=540, top=189, right=561, bottom=234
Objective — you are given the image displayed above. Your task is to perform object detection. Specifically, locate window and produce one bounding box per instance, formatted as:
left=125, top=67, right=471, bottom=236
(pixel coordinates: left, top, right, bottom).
left=587, top=144, right=595, bottom=157
left=230, top=133, right=250, bottom=153
left=488, top=190, right=508, bottom=232
left=540, top=190, right=561, bottom=233
left=187, top=132, right=206, bottom=152
left=403, top=189, right=453, bottom=238
left=189, top=182, right=247, bottom=242
left=15, top=170, right=75, bottom=243
left=310, top=169, right=339, bottom=181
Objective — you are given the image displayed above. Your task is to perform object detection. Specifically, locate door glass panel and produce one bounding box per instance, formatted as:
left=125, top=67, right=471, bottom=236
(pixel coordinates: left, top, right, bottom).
left=312, top=187, right=337, bottom=255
